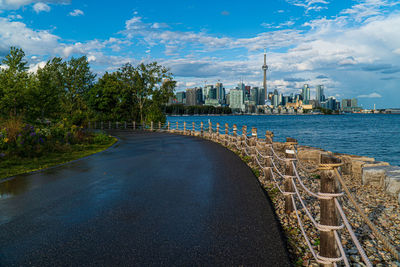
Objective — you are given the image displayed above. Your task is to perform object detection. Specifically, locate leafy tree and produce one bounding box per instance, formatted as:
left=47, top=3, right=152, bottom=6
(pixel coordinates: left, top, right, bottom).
left=62, top=56, right=96, bottom=125
left=0, top=47, right=30, bottom=117
left=118, top=62, right=175, bottom=123
left=26, top=57, right=66, bottom=121
left=88, top=72, right=125, bottom=121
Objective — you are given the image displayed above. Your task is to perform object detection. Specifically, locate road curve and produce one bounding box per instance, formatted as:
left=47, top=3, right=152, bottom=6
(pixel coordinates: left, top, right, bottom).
left=0, top=131, right=291, bottom=266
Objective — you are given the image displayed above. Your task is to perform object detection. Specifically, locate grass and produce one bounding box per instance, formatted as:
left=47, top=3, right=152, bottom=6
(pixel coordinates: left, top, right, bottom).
left=0, top=137, right=117, bottom=180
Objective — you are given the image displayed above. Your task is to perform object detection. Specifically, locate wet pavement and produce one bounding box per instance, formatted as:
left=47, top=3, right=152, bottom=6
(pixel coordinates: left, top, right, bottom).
left=0, top=131, right=291, bottom=266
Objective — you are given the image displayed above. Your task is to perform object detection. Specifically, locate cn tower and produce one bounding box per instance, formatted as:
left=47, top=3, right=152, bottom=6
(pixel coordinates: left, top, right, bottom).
left=262, top=48, right=268, bottom=103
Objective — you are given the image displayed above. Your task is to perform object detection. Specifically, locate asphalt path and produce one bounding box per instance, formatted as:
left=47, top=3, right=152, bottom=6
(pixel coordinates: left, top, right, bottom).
left=0, top=131, right=291, bottom=266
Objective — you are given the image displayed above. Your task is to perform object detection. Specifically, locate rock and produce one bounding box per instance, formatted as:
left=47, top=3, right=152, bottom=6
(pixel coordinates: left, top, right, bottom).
left=385, top=166, right=400, bottom=196
left=362, top=166, right=387, bottom=187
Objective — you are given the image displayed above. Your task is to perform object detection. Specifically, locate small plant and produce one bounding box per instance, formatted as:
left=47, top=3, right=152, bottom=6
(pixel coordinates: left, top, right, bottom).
left=93, top=132, right=113, bottom=145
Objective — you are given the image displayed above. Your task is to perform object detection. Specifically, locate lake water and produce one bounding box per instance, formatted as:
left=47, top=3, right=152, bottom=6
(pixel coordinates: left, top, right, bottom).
left=167, top=114, right=400, bottom=166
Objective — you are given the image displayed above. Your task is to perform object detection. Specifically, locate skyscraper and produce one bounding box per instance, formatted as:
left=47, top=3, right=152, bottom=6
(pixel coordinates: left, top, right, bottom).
left=262, top=48, right=268, bottom=102
left=302, top=84, right=311, bottom=104
left=215, top=82, right=225, bottom=104
left=316, top=85, right=325, bottom=106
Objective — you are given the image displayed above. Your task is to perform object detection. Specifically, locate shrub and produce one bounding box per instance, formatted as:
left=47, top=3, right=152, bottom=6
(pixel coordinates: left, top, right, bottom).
left=93, top=132, right=113, bottom=145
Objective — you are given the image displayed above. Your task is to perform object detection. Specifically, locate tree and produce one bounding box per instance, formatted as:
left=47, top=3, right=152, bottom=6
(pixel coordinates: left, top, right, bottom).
left=118, top=62, right=175, bottom=123
left=0, top=47, right=30, bottom=117
left=62, top=56, right=96, bottom=125
left=26, top=57, right=66, bottom=121
left=88, top=72, right=126, bottom=121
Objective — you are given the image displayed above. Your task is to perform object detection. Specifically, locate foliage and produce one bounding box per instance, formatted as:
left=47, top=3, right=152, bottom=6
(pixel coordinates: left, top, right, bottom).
left=0, top=47, right=175, bottom=126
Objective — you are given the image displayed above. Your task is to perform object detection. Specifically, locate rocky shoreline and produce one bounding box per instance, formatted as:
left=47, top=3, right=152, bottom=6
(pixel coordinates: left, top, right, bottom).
left=256, top=143, right=400, bottom=266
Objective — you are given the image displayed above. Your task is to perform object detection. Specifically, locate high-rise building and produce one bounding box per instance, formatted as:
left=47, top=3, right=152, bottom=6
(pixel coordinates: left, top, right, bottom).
left=176, top=91, right=186, bottom=104
left=341, top=98, right=360, bottom=112
left=256, top=87, right=265, bottom=105
left=302, top=84, right=311, bottom=104
left=316, top=85, right=325, bottom=106
left=203, top=85, right=214, bottom=101
left=229, top=88, right=245, bottom=112
left=186, top=87, right=203, bottom=106
left=250, top=87, right=258, bottom=103
left=215, top=82, right=225, bottom=104
left=262, top=48, right=268, bottom=102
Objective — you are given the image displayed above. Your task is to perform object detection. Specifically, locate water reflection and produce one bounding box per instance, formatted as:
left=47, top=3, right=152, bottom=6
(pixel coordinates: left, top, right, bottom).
left=0, top=176, right=30, bottom=200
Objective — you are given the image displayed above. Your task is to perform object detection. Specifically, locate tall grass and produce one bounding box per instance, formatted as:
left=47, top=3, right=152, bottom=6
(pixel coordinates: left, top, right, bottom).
left=0, top=116, right=24, bottom=142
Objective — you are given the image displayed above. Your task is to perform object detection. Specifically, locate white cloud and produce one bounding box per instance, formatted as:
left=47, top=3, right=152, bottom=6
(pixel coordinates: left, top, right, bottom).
left=33, top=2, right=50, bottom=13
left=286, top=0, right=330, bottom=12
left=0, top=17, right=60, bottom=55
left=28, top=60, right=46, bottom=73
left=0, top=0, right=69, bottom=10
left=69, top=9, right=84, bottom=16
left=358, top=92, right=382, bottom=98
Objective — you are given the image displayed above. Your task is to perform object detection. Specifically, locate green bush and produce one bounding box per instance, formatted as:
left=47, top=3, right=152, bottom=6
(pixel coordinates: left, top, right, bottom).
left=93, top=132, right=113, bottom=145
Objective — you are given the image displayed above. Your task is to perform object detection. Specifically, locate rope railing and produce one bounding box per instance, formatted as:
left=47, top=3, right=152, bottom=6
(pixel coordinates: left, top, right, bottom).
left=88, top=120, right=398, bottom=265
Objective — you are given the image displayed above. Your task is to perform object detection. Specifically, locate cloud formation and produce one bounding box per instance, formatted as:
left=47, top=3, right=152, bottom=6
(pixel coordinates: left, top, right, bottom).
left=33, top=2, right=50, bottom=13
left=69, top=9, right=84, bottom=16
left=358, top=92, right=382, bottom=98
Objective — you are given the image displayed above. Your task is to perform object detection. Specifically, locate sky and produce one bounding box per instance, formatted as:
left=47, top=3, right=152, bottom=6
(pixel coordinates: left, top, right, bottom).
left=0, top=0, right=399, bottom=109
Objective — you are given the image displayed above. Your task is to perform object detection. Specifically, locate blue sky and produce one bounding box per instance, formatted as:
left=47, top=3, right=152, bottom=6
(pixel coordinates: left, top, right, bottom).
left=0, top=0, right=399, bottom=108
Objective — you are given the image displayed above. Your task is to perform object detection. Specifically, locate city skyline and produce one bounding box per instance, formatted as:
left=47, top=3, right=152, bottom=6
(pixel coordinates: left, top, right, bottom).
left=0, top=0, right=399, bottom=109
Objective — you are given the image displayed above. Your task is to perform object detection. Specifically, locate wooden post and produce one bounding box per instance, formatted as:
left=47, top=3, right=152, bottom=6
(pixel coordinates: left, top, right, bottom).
left=124, top=121, right=127, bottom=129
left=264, top=131, right=274, bottom=181
left=192, top=122, right=195, bottom=135
left=208, top=122, right=212, bottom=137
left=200, top=122, right=204, bottom=137
left=183, top=121, right=187, bottom=134
left=319, top=154, right=341, bottom=267
left=284, top=137, right=297, bottom=214
left=167, top=122, right=170, bottom=131
left=109, top=121, right=111, bottom=129
left=159, top=122, right=161, bottom=130
left=176, top=121, right=179, bottom=130
left=233, top=124, right=237, bottom=137
left=224, top=123, right=229, bottom=145
left=133, top=121, right=136, bottom=130
left=242, top=125, right=247, bottom=150
left=216, top=123, right=220, bottom=141
left=151, top=121, right=154, bottom=131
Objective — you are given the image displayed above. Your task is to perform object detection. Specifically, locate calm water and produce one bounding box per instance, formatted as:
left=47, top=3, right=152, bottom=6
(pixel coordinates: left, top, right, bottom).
left=167, top=114, right=400, bottom=166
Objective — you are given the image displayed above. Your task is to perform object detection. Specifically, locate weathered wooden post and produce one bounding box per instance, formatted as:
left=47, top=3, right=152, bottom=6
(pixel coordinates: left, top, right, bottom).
left=264, top=131, right=274, bottom=181
left=224, top=123, right=229, bottom=145
left=133, top=121, right=136, bottom=130
left=200, top=122, right=204, bottom=137
left=241, top=125, right=247, bottom=151
left=124, top=121, right=127, bottom=129
left=208, top=121, right=212, bottom=137
left=319, top=154, right=341, bottom=267
left=109, top=121, right=111, bottom=129
left=284, top=137, right=297, bottom=214
left=151, top=121, right=154, bottom=131
left=233, top=124, right=237, bottom=137
left=192, top=122, right=195, bottom=135
left=176, top=121, right=179, bottom=131
left=216, top=123, right=220, bottom=142
left=159, top=122, right=161, bottom=131
left=167, top=122, right=170, bottom=131
left=183, top=121, right=187, bottom=134
left=233, top=124, right=238, bottom=148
